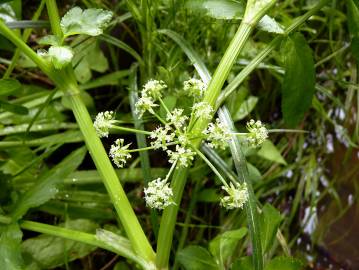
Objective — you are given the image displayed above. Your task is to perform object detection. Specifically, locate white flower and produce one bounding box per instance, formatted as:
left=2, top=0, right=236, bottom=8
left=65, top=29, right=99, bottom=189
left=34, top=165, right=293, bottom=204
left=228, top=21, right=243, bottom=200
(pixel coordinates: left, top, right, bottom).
left=167, top=145, right=196, bottom=168
left=144, top=178, right=173, bottom=210
left=166, top=108, right=188, bottom=130
left=220, top=182, right=248, bottom=210
left=94, top=111, right=115, bottom=138
left=135, top=96, right=158, bottom=118
left=150, top=126, right=175, bottom=150
left=177, top=134, right=190, bottom=146
left=246, top=119, right=268, bottom=147
left=183, top=78, right=207, bottom=98
left=192, top=102, right=214, bottom=119
left=109, top=139, right=132, bottom=168
left=203, top=118, right=231, bottom=149
left=141, top=79, right=167, bottom=100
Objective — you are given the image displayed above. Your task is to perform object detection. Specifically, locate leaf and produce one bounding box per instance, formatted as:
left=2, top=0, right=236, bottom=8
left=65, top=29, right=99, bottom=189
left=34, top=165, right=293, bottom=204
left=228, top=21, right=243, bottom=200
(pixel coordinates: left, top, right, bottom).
left=48, top=46, right=74, bottom=69
left=86, top=44, right=109, bottom=72
left=0, top=78, right=22, bottom=96
left=0, top=100, right=28, bottom=115
left=264, top=256, right=303, bottom=270
left=186, top=0, right=244, bottom=20
left=0, top=3, right=16, bottom=23
left=347, top=0, right=359, bottom=61
left=256, top=140, right=287, bottom=165
left=159, top=95, right=177, bottom=118
left=233, top=95, right=258, bottom=121
left=177, top=245, right=218, bottom=270
left=257, top=15, right=284, bottom=34
left=22, top=219, right=98, bottom=269
left=232, top=256, right=254, bottom=270
left=38, top=35, right=61, bottom=46
left=60, top=7, right=113, bottom=37
left=259, top=204, right=283, bottom=253
left=0, top=223, right=24, bottom=270
left=11, top=147, right=87, bottom=220
left=281, top=33, right=315, bottom=127
left=209, top=228, right=247, bottom=267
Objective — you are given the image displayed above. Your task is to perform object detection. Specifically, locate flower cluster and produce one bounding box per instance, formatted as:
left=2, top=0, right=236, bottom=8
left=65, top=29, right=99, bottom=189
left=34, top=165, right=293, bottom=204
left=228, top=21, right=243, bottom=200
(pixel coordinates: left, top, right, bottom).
left=150, top=126, right=175, bottom=150
left=192, top=102, right=214, bottom=119
left=220, top=182, right=248, bottom=210
left=167, top=145, right=196, bottom=168
left=183, top=78, right=207, bottom=98
left=94, top=111, right=115, bottom=138
left=246, top=119, right=268, bottom=147
left=203, top=118, right=231, bottom=149
left=109, top=139, right=132, bottom=168
left=135, top=80, right=166, bottom=118
left=144, top=178, right=173, bottom=210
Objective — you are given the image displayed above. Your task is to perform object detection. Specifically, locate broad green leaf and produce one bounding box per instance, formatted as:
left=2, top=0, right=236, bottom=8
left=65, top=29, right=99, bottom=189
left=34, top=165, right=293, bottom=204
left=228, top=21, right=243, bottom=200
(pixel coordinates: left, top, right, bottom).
left=22, top=219, right=98, bottom=269
left=209, top=228, right=247, bottom=267
left=265, top=256, right=303, bottom=270
left=177, top=245, right=218, bottom=270
left=74, top=57, right=92, bottom=83
left=0, top=100, right=28, bottom=115
left=11, top=147, right=86, bottom=220
left=257, top=15, right=284, bottom=34
left=48, top=45, right=74, bottom=69
left=159, top=95, right=177, bottom=118
left=233, top=95, right=258, bottom=121
left=186, top=0, right=244, bottom=20
left=38, top=35, right=61, bottom=46
left=257, top=140, right=287, bottom=165
left=60, top=7, right=113, bottom=37
left=281, top=33, right=315, bottom=127
left=232, top=256, right=254, bottom=270
left=0, top=78, right=21, bottom=96
left=259, top=204, right=283, bottom=253
left=0, top=223, right=24, bottom=270
left=86, top=44, right=109, bottom=73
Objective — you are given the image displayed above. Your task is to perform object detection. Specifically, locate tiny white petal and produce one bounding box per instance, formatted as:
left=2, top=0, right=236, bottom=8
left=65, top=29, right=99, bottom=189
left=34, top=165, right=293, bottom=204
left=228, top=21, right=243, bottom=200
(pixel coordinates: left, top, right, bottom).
left=192, top=102, right=213, bottom=119
left=144, top=178, right=173, bottom=210
left=93, top=111, right=115, bottom=138
left=220, top=182, right=248, bottom=210
left=246, top=119, right=268, bottom=147
left=109, top=138, right=132, bottom=168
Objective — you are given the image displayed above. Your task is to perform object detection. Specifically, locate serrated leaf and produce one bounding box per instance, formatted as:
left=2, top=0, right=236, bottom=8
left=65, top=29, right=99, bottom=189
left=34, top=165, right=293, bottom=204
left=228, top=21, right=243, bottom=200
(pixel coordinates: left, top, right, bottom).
left=38, top=35, right=61, bottom=46
left=265, top=256, right=303, bottom=270
left=281, top=33, right=315, bottom=127
left=257, top=140, right=287, bottom=165
left=259, top=204, right=283, bottom=253
left=186, top=0, right=244, bottom=20
left=0, top=223, right=24, bottom=270
left=258, top=15, right=284, bottom=34
left=0, top=78, right=22, bottom=96
left=177, top=245, right=218, bottom=270
left=0, top=100, right=28, bottom=115
left=60, top=7, right=113, bottom=37
left=11, top=147, right=86, bottom=220
left=48, top=45, right=74, bottom=69
left=22, top=219, right=98, bottom=269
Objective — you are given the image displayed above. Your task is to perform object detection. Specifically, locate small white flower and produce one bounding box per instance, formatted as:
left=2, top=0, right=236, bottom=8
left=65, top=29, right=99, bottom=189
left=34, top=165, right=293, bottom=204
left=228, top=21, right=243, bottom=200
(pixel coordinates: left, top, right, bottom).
left=144, top=178, right=173, bottom=210
left=135, top=96, right=158, bottom=118
left=177, top=134, right=190, bottom=146
left=166, top=108, right=188, bottom=130
left=141, top=79, right=167, bottom=100
left=94, top=111, right=115, bottom=138
left=109, top=139, right=132, bottom=168
left=192, top=102, right=214, bottom=119
left=150, top=126, right=175, bottom=150
left=203, top=118, right=231, bottom=149
left=220, top=182, right=248, bottom=210
left=246, top=119, right=268, bottom=147
left=183, top=78, right=207, bottom=98
left=167, top=145, right=196, bottom=168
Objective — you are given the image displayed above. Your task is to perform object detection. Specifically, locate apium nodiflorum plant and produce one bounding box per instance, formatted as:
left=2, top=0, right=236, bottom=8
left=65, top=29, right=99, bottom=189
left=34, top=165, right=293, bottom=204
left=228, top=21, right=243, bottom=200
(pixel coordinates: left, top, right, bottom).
left=0, top=0, right=329, bottom=269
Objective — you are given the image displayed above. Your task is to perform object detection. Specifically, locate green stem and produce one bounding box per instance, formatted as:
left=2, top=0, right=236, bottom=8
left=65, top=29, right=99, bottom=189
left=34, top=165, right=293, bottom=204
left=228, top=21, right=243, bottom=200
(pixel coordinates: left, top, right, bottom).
left=45, top=0, right=63, bottom=40
left=111, top=125, right=151, bottom=135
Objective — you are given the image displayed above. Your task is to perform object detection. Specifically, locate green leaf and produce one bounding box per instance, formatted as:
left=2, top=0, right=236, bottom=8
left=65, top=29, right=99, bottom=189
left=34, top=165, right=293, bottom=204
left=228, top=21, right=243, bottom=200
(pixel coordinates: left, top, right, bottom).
left=38, top=35, right=61, bottom=46
left=257, top=140, right=287, bottom=165
left=347, top=0, right=359, bottom=61
left=233, top=95, right=258, bottom=121
left=257, top=15, right=284, bottom=34
left=159, top=95, right=177, bottom=118
left=60, top=7, right=113, bottom=37
left=259, top=204, right=283, bottom=253
left=177, top=245, right=218, bottom=270
left=264, top=256, right=303, bottom=270
left=281, top=33, right=315, bottom=127
left=0, top=100, right=28, bottom=115
left=0, top=223, right=24, bottom=270
left=209, top=228, right=247, bottom=267
left=186, top=0, right=245, bottom=20
left=232, top=256, right=254, bottom=270
left=11, top=147, right=87, bottom=220
left=0, top=78, right=22, bottom=96
left=48, top=45, right=74, bottom=69
left=0, top=3, right=16, bottom=23
left=22, top=219, right=98, bottom=269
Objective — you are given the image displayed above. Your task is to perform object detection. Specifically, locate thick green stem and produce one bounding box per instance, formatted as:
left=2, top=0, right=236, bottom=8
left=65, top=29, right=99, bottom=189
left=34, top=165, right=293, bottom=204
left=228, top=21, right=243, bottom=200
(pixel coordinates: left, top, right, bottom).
left=45, top=0, right=63, bottom=40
